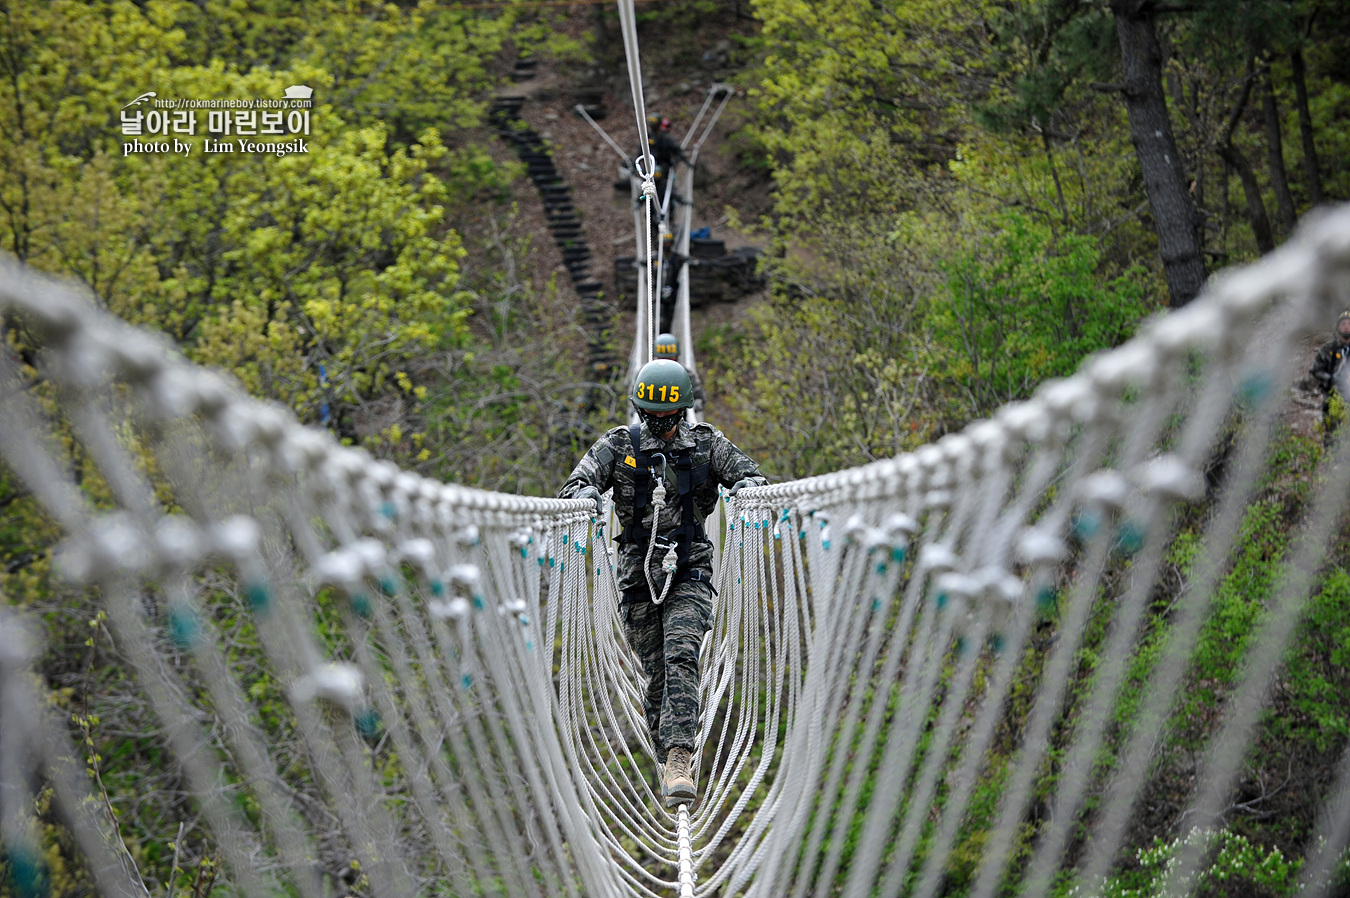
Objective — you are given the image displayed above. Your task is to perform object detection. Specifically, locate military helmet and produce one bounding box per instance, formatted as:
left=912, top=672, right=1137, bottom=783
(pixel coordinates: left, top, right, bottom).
left=632, top=358, right=693, bottom=411
left=654, top=333, right=680, bottom=359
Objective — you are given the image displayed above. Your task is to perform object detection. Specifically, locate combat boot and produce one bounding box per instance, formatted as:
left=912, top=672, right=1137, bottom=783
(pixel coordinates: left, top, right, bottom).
left=663, top=747, right=696, bottom=808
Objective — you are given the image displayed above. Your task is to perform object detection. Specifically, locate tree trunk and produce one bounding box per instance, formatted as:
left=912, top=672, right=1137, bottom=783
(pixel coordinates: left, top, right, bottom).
left=1289, top=47, right=1324, bottom=206
left=1216, top=65, right=1274, bottom=255
left=1109, top=0, right=1207, bottom=307
left=1258, top=67, right=1297, bottom=235
left=1041, top=129, right=1069, bottom=226
left=1220, top=157, right=1232, bottom=243
left=1216, top=141, right=1275, bottom=254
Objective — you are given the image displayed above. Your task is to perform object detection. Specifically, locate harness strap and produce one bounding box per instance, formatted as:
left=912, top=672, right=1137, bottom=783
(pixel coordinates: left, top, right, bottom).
left=674, top=454, right=699, bottom=565
left=628, top=423, right=651, bottom=541
left=620, top=426, right=712, bottom=565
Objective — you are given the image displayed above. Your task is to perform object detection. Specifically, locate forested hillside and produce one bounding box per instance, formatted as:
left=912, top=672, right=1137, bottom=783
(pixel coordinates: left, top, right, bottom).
left=710, top=0, right=1350, bottom=478
left=3, top=1, right=1350, bottom=896
left=3, top=0, right=1349, bottom=482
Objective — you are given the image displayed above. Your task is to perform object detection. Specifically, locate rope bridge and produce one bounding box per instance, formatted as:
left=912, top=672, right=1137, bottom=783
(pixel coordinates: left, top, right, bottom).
left=4, top=207, right=1350, bottom=896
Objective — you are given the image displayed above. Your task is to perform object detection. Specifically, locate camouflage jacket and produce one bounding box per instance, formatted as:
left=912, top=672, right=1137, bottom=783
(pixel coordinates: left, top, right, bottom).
left=1311, top=338, right=1350, bottom=394
left=558, top=419, right=767, bottom=589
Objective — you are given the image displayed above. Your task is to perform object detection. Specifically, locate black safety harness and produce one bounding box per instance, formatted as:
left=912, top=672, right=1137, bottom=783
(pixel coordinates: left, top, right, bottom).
left=620, top=422, right=712, bottom=584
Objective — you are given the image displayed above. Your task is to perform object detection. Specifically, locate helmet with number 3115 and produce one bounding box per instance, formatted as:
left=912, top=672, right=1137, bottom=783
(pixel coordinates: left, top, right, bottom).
left=654, top=333, right=680, bottom=359
left=632, top=359, right=693, bottom=411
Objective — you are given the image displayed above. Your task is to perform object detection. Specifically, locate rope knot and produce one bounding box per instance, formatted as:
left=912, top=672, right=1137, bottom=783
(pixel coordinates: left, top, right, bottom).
left=644, top=479, right=678, bottom=605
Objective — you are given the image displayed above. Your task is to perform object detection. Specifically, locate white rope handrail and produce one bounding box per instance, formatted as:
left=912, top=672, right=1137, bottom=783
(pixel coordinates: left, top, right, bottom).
left=4, top=195, right=1350, bottom=898
left=615, top=0, right=655, bottom=187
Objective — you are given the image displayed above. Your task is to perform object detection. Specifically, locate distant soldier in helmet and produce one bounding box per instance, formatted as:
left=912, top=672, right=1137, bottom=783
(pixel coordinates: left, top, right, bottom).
left=558, top=358, right=766, bottom=808
left=652, top=117, right=689, bottom=182
left=1310, top=311, right=1350, bottom=440
left=653, top=332, right=705, bottom=415
left=638, top=116, right=689, bottom=208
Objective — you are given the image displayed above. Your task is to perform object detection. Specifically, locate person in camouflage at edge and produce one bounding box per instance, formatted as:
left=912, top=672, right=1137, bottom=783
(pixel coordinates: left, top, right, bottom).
left=559, top=358, right=766, bottom=808
left=1310, top=310, right=1350, bottom=442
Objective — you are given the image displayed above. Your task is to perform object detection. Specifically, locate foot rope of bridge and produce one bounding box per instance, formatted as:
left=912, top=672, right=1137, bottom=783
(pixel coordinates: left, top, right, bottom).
left=4, top=205, right=1350, bottom=895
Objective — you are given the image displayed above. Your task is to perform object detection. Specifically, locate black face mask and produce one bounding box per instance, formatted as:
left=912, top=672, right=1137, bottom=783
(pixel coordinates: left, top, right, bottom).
left=637, top=407, right=681, bottom=439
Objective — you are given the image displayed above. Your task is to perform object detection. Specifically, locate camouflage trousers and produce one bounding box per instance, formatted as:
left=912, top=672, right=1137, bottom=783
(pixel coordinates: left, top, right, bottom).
left=620, top=574, right=714, bottom=763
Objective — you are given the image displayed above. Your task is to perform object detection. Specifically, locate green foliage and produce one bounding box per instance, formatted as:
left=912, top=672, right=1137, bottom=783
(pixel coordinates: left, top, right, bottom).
left=725, top=0, right=1168, bottom=475
left=0, top=462, right=62, bottom=612
left=1063, top=827, right=1312, bottom=898
left=1161, top=499, right=1286, bottom=746
left=946, top=752, right=1024, bottom=892
left=1280, top=567, right=1350, bottom=751
left=1310, top=77, right=1350, bottom=201
left=192, top=121, right=470, bottom=431
left=295, top=0, right=511, bottom=144
left=0, top=2, right=602, bottom=892
left=3, top=0, right=1349, bottom=893
left=737, top=0, right=1350, bottom=456
left=706, top=217, right=932, bottom=479
left=412, top=206, right=613, bottom=495
left=1134, top=428, right=1348, bottom=768
left=638, top=0, right=722, bottom=28
left=747, top=0, right=989, bottom=230
left=1091, top=426, right=1348, bottom=871
left=170, top=0, right=577, bottom=147
left=1319, top=389, right=1347, bottom=444
left=975, top=3, right=1117, bottom=135
left=0, top=0, right=590, bottom=466
left=0, top=1, right=185, bottom=261
left=707, top=205, right=1151, bottom=478
left=925, top=210, right=1149, bottom=419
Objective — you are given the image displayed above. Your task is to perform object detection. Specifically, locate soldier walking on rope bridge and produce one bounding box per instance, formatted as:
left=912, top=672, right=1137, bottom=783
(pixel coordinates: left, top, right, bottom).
left=558, top=359, right=766, bottom=808
left=654, top=333, right=705, bottom=415
left=636, top=117, right=689, bottom=232
left=651, top=117, right=690, bottom=186
left=1310, top=310, right=1350, bottom=442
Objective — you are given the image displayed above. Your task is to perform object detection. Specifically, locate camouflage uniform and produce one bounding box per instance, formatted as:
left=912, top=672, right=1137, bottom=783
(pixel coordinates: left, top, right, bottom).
left=1311, top=338, right=1350, bottom=400
left=559, top=418, right=766, bottom=761
left=1311, top=336, right=1350, bottom=439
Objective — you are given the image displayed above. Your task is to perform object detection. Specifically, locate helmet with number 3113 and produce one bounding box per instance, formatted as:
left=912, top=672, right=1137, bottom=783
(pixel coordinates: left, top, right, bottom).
left=632, top=359, right=693, bottom=411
